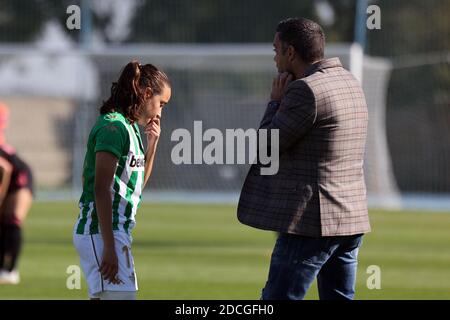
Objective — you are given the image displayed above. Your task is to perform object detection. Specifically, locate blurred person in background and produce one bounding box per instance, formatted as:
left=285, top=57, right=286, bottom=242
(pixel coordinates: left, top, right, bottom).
left=73, top=61, right=171, bottom=300
left=0, top=102, right=34, bottom=285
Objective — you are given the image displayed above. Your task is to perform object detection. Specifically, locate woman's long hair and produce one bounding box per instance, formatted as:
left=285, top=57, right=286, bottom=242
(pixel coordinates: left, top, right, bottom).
left=100, top=61, right=170, bottom=122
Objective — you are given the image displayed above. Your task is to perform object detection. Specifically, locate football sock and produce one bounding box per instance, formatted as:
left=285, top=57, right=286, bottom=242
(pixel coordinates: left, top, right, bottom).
left=0, top=223, right=22, bottom=272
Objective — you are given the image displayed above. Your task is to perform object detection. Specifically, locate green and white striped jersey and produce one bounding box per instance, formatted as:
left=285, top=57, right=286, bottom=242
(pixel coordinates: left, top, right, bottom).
left=75, top=112, right=145, bottom=235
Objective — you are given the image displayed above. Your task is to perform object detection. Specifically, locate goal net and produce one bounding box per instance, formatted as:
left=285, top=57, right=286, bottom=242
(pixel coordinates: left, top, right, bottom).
left=0, top=43, right=401, bottom=207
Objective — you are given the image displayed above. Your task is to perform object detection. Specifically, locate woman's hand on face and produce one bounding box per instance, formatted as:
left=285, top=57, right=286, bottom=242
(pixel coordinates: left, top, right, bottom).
left=145, top=116, right=161, bottom=148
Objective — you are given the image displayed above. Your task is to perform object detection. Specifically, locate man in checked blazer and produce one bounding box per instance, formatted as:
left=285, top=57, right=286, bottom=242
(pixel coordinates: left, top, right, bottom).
left=237, top=17, right=370, bottom=300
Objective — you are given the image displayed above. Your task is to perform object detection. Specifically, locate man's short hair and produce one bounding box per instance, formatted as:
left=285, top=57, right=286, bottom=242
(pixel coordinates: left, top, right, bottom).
left=276, top=17, right=325, bottom=64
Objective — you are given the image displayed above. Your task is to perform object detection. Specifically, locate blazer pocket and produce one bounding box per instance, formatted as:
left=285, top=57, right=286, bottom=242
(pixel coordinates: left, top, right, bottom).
left=285, top=180, right=313, bottom=196
left=284, top=182, right=315, bottom=233
left=296, top=182, right=313, bottom=202
left=288, top=182, right=314, bottom=212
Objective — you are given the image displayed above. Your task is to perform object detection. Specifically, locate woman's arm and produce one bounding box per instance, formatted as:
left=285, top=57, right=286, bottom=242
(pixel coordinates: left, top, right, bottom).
left=143, top=117, right=161, bottom=188
left=94, top=151, right=119, bottom=283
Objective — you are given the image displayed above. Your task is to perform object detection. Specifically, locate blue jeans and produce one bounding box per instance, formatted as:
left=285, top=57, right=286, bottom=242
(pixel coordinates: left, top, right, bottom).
left=261, top=233, right=364, bottom=300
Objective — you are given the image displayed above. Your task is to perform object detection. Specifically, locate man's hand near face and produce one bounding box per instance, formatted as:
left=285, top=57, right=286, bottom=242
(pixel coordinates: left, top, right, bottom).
left=270, top=72, right=294, bottom=102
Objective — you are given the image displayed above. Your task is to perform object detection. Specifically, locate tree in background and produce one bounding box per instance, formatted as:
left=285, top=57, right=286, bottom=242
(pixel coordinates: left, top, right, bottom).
left=0, top=0, right=357, bottom=44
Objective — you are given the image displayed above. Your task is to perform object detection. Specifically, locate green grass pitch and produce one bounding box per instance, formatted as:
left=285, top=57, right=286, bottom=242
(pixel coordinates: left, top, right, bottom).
left=1, top=202, right=450, bottom=299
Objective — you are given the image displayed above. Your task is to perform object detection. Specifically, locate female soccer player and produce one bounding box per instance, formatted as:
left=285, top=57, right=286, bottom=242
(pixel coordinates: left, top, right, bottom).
left=0, top=102, right=34, bottom=285
left=73, top=61, right=171, bottom=300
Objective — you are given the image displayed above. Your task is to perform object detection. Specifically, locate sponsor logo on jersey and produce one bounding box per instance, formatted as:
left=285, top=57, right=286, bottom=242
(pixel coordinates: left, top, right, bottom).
left=129, top=155, right=145, bottom=168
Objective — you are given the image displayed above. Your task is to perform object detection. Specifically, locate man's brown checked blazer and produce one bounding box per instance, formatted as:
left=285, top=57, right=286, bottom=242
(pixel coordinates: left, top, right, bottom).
left=237, top=57, right=371, bottom=237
